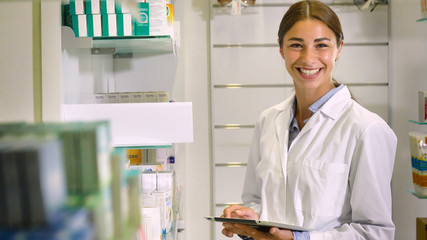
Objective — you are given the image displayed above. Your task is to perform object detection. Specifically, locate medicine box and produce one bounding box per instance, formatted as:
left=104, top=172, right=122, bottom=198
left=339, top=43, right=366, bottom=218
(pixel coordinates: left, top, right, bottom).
left=157, top=91, right=170, bottom=102
left=102, top=14, right=118, bottom=37
left=132, top=92, right=144, bottom=103
left=87, top=14, right=102, bottom=37
left=419, top=91, right=427, bottom=122
left=107, top=93, right=120, bottom=103
left=147, top=0, right=167, bottom=36
left=135, top=2, right=149, bottom=36
left=144, top=92, right=157, bottom=103
left=117, top=13, right=134, bottom=36
left=116, top=1, right=131, bottom=13
left=119, top=92, right=132, bottom=103
left=100, top=0, right=116, bottom=14
left=70, top=0, right=85, bottom=15
left=85, top=0, right=100, bottom=14
left=417, top=218, right=427, bottom=240
left=72, top=14, right=88, bottom=37
left=94, top=93, right=108, bottom=103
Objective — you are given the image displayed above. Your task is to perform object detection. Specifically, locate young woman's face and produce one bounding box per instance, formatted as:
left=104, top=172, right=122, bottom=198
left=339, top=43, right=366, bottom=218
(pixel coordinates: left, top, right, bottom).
left=280, top=19, right=343, bottom=92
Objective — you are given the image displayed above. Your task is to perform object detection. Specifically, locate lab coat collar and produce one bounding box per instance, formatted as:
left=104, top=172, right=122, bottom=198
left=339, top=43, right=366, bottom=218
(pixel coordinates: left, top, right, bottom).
left=318, top=85, right=352, bottom=120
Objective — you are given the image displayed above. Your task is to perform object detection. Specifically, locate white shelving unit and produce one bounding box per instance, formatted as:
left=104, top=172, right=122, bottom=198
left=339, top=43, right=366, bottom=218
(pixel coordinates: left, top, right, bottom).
left=61, top=26, right=192, bottom=147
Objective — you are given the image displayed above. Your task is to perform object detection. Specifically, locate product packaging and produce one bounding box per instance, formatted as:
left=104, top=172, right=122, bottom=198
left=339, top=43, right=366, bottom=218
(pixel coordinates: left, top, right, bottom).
left=135, top=2, right=150, bottom=36
left=132, top=92, right=144, bottom=103
left=409, top=132, right=427, bottom=196
left=117, top=13, right=134, bottom=36
left=101, top=14, right=118, bottom=37
left=100, top=0, right=116, bottom=13
left=85, top=0, right=100, bottom=14
left=70, top=0, right=85, bottom=15
left=72, top=14, right=88, bottom=37
left=87, top=14, right=102, bottom=37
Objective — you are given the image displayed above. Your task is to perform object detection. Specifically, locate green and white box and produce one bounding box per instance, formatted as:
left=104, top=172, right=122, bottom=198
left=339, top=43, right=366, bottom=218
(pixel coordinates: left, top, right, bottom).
left=70, top=0, right=85, bottom=15
left=117, top=13, right=134, bottom=36
left=102, top=14, right=117, bottom=37
left=72, top=14, right=88, bottom=37
left=100, top=0, right=116, bottom=14
left=87, top=14, right=102, bottom=37
left=85, top=0, right=100, bottom=14
left=116, top=1, right=131, bottom=13
left=135, top=2, right=149, bottom=36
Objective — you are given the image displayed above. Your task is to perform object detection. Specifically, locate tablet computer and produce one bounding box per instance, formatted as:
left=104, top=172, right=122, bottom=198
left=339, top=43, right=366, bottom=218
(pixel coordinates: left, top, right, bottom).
left=205, top=216, right=313, bottom=232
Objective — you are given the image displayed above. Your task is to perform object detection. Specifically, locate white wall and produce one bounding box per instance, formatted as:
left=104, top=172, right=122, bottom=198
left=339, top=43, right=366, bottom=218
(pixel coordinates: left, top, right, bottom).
left=0, top=1, right=34, bottom=123
left=390, top=0, right=427, bottom=239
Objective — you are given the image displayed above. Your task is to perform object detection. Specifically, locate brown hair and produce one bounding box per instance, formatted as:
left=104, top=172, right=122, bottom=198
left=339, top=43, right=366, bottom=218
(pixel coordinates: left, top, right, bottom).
left=277, top=0, right=344, bottom=47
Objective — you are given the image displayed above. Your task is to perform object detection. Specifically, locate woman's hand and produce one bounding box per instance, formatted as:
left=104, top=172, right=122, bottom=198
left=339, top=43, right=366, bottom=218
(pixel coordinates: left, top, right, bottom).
left=221, top=204, right=259, bottom=220
left=223, top=224, right=294, bottom=240
left=220, top=205, right=294, bottom=239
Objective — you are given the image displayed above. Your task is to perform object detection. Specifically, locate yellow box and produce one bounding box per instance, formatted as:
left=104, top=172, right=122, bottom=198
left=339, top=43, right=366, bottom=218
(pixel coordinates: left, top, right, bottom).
left=127, top=149, right=142, bottom=165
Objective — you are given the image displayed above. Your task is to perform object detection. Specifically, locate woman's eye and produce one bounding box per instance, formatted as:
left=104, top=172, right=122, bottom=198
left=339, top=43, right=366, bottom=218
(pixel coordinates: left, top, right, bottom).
left=289, top=43, right=302, bottom=48
left=316, top=43, right=329, bottom=48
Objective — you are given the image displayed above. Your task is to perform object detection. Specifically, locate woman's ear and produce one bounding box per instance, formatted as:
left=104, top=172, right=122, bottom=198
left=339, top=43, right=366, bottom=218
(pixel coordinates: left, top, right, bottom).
left=335, top=40, right=344, bottom=61
left=278, top=38, right=284, bottom=59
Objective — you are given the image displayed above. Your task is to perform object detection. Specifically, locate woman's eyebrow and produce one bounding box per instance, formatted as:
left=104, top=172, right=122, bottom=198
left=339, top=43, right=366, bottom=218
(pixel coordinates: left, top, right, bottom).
left=314, top=37, right=331, bottom=42
left=286, top=37, right=331, bottom=42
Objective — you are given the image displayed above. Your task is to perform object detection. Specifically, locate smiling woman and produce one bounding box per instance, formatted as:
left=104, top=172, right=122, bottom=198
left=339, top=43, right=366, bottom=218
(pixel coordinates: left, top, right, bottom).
left=220, top=1, right=397, bottom=240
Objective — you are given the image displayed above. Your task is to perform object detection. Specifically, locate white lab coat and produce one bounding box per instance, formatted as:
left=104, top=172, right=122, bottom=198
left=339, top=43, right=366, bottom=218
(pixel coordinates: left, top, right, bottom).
left=242, top=86, right=397, bottom=240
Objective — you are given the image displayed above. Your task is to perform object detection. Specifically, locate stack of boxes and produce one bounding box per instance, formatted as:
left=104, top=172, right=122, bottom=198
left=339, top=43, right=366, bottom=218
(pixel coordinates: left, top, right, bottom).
left=93, top=91, right=170, bottom=104
left=67, top=0, right=173, bottom=38
left=409, top=132, right=427, bottom=197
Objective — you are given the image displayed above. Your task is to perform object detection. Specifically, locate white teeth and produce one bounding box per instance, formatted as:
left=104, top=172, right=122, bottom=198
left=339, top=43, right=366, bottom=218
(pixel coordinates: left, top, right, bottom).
left=300, top=68, right=320, bottom=76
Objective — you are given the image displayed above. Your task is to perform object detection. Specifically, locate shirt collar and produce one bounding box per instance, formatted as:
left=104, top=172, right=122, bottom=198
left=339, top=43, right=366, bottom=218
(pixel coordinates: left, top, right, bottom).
left=290, top=84, right=344, bottom=124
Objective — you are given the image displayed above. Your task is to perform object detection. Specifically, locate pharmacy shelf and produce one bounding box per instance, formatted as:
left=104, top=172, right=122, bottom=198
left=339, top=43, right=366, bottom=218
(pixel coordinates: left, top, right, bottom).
left=409, top=190, right=427, bottom=199
left=62, top=26, right=174, bottom=54
left=409, top=120, right=427, bottom=125
left=61, top=102, right=193, bottom=147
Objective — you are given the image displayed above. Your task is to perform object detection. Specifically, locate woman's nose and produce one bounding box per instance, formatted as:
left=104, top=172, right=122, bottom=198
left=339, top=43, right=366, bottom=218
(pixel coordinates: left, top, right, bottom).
left=300, top=47, right=316, bottom=63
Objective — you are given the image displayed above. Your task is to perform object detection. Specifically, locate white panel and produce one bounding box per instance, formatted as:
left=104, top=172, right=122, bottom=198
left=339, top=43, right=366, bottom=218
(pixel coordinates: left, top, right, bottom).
left=61, top=102, right=194, bottom=146
left=215, top=166, right=246, bottom=203
left=212, top=5, right=388, bottom=44
left=334, top=45, right=388, bottom=84
left=332, top=5, right=388, bottom=43
left=211, top=47, right=291, bottom=85
left=214, top=128, right=254, bottom=164
left=348, top=86, right=389, bottom=122
left=113, top=53, right=177, bottom=92
left=214, top=207, right=242, bottom=240
left=212, top=6, right=286, bottom=44
left=0, top=1, right=34, bottom=122
left=212, top=88, right=292, bottom=125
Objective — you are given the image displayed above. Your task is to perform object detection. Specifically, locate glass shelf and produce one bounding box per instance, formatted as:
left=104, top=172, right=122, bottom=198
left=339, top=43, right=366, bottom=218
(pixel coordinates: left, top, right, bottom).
left=409, top=190, right=427, bottom=199
left=409, top=120, right=427, bottom=125
left=62, top=26, right=175, bottom=55
left=416, top=18, right=427, bottom=22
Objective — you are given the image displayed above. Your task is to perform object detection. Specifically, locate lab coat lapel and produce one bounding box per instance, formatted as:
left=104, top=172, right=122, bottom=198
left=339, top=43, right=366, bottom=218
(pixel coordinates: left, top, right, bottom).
left=274, top=100, right=291, bottom=218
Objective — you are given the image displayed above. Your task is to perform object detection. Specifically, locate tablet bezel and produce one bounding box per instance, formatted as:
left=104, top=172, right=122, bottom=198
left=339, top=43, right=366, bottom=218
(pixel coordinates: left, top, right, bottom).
left=205, top=216, right=313, bottom=232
